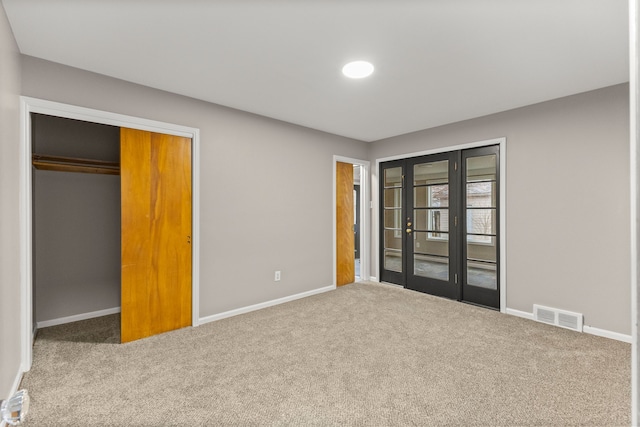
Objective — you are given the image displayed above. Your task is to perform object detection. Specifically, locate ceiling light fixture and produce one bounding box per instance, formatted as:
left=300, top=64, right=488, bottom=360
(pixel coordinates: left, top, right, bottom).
left=342, top=61, right=374, bottom=79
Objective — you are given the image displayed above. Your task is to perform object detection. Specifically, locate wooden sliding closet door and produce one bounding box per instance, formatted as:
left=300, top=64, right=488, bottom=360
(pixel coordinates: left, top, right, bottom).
left=336, top=161, right=355, bottom=286
left=120, top=128, right=192, bottom=343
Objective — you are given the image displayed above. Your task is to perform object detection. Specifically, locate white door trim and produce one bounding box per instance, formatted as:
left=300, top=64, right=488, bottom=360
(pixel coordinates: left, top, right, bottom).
left=19, top=97, right=201, bottom=372
left=333, top=156, right=371, bottom=286
left=373, top=137, right=507, bottom=313
left=629, top=0, right=639, bottom=423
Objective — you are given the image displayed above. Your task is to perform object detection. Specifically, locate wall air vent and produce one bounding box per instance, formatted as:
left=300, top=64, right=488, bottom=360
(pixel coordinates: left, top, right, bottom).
left=535, top=307, right=556, bottom=325
left=533, top=304, right=583, bottom=332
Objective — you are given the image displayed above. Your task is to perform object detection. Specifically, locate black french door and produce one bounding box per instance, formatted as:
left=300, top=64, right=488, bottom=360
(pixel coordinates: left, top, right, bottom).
left=379, top=145, right=500, bottom=309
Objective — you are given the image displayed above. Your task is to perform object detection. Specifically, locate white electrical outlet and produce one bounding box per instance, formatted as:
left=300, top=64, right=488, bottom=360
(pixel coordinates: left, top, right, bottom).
left=274, top=271, right=281, bottom=281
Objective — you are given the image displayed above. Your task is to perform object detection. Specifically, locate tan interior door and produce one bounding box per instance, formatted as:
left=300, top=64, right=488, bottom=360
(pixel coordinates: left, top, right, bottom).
left=336, top=161, right=355, bottom=286
left=120, top=128, right=192, bottom=343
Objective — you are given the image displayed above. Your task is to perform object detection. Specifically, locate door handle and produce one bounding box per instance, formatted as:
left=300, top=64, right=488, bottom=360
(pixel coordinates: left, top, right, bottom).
left=406, top=228, right=412, bottom=234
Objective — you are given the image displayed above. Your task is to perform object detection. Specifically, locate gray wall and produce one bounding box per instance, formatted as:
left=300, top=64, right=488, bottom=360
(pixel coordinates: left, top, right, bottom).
left=21, top=55, right=369, bottom=319
left=371, top=84, right=631, bottom=335
left=0, top=2, right=22, bottom=399
left=32, top=114, right=121, bottom=322
left=20, top=57, right=632, bottom=336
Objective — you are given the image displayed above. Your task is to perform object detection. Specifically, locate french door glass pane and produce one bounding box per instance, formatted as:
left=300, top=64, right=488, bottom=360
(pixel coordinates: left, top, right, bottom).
left=383, top=166, right=403, bottom=274
left=384, top=229, right=402, bottom=249
left=413, top=157, right=450, bottom=282
left=467, top=261, right=497, bottom=289
left=465, top=154, right=497, bottom=289
left=384, top=249, right=402, bottom=272
left=414, top=209, right=449, bottom=232
left=384, top=209, right=402, bottom=229
left=466, top=209, right=496, bottom=236
left=414, top=160, right=448, bottom=185
left=413, top=232, right=449, bottom=280
left=414, top=185, right=449, bottom=208
left=384, top=167, right=403, bottom=187
left=414, top=255, right=449, bottom=280
left=467, top=236, right=497, bottom=262
left=466, top=155, right=496, bottom=181
left=383, top=188, right=402, bottom=208
left=466, top=182, right=496, bottom=207
left=414, top=231, right=449, bottom=255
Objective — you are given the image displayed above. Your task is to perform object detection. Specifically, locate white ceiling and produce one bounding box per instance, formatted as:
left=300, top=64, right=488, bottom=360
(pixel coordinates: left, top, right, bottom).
left=2, top=0, right=629, bottom=142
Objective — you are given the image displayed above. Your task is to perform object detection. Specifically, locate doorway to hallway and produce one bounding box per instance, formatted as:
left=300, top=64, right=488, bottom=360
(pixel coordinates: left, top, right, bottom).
left=334, top=156, right=369, bottom=287
left=354, top=168, right=361, bottom=280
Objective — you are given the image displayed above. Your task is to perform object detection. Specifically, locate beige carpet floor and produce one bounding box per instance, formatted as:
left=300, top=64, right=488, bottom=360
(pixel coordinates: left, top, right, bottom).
left=20, top=282, right=630, bottom=426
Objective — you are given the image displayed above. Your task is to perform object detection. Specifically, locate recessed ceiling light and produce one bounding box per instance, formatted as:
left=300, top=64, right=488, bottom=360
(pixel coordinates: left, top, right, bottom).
left=342, top=61, right=374, bottom=79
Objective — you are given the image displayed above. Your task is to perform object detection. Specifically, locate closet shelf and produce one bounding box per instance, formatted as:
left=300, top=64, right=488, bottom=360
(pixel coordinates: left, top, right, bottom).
left=32, top=154, right=120, bottom=175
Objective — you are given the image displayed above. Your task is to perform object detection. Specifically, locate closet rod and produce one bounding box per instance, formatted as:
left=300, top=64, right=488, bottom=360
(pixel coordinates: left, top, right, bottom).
left=32, top=154, right=120, bottom=175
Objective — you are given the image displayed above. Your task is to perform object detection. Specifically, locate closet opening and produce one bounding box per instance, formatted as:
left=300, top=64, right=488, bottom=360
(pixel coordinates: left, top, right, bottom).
left=31, top=114, right=194, bottom=344
left=20, top=97, right=201, bottom=368
left=31, top=113, right=122, bottom=335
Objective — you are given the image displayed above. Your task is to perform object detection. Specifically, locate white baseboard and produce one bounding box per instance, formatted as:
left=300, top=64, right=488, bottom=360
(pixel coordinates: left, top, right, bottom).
left=505, top=308, right=535, bottom=321
left=583, top=325, right=632, bottom=343
left=506, top=307, right=631, bottom=343
left=199, top=285, right=335, bottom=325
left=36, top=307, right=121, bottom=329
left=369, top=276, right=378, bottom=282
left=9, top=369, right=23, bottom=399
